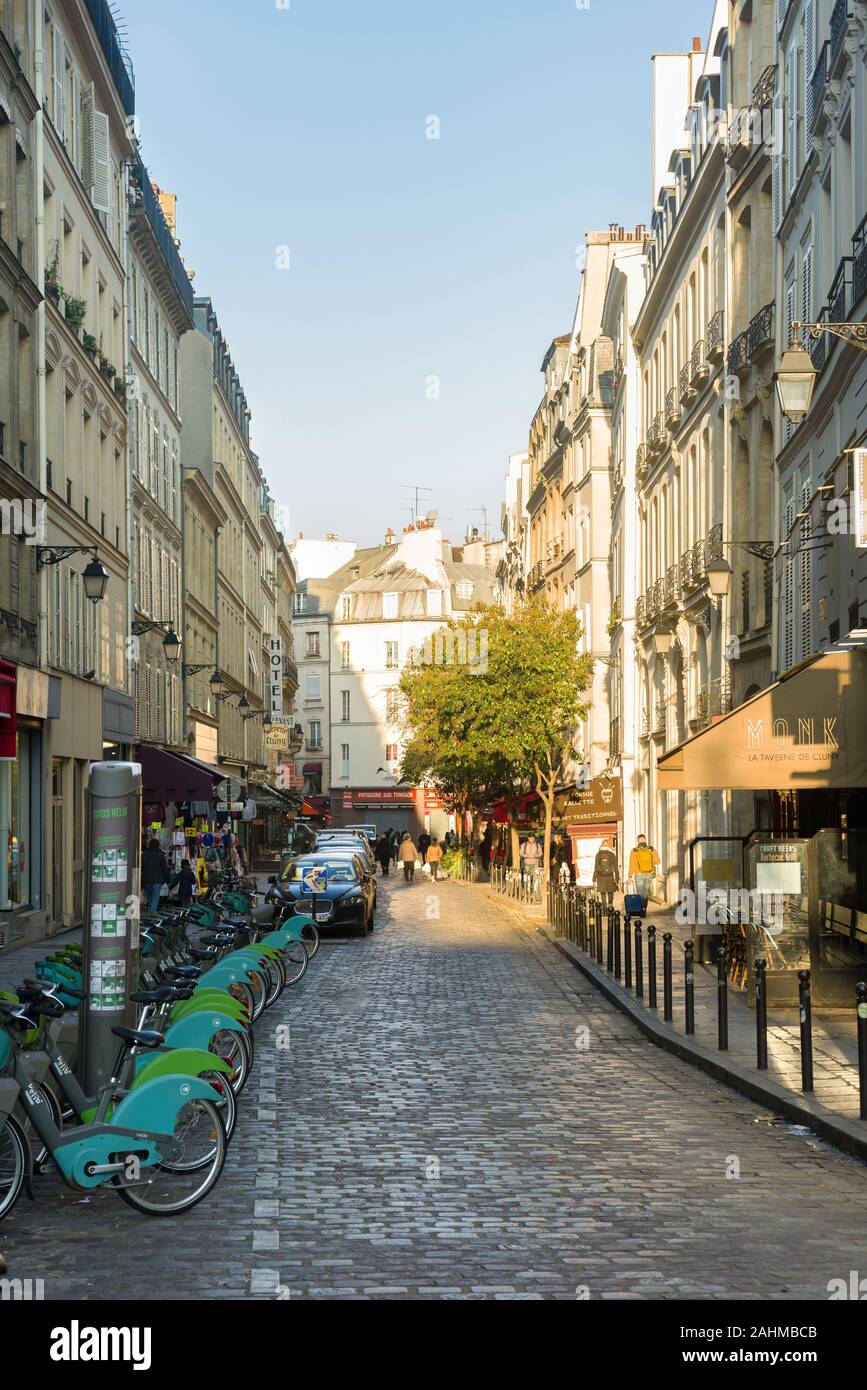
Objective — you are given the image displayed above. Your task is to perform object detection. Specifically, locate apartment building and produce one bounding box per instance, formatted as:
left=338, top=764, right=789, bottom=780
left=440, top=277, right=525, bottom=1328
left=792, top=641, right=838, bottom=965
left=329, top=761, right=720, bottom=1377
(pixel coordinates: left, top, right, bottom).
left=128, top=168, right=193, bottom=753
left=496, top=452, right=530, bottom=613
left=632, top=14, right=729, bottom=899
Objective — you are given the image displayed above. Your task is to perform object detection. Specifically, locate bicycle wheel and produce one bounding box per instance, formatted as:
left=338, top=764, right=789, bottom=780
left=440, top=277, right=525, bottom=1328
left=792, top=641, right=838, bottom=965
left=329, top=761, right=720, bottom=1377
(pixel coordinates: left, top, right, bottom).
left=247, top=968, right=268, bottom=1021
left=299, top=922, right=319, bottom=960
left=263, top=955, right=285, bottom=1008
left=0, top=1117, right=26, bottom=1223
left=210, top=1028, right=251, bottom=1095
left=112, top=1098, right=227, bottom=1216
left=282, top=940, right=308, bottom=986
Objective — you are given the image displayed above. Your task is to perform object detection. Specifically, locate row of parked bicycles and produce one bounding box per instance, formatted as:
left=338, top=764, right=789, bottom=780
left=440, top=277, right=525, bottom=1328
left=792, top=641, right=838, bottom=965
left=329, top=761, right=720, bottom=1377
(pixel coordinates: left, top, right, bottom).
left=0, top=876, right=320, bottom=1223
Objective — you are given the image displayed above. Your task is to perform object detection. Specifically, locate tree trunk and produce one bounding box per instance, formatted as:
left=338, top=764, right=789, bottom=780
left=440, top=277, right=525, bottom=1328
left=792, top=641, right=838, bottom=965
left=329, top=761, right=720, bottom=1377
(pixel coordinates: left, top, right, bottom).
left=542, top=790, right=554, bottom=884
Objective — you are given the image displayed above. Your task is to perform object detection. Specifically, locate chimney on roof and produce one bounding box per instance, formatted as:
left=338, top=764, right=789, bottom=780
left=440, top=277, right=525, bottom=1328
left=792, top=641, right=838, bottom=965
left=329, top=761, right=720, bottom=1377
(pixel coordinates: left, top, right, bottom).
left=692, top=36, right=702, bottom=52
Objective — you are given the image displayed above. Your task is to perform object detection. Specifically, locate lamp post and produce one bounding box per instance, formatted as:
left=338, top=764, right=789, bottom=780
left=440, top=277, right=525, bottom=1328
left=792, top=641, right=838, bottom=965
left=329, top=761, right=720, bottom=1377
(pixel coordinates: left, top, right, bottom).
left=132, top=619, right=181, bottom=661
left=183, top=664, right=224, bottom=698
left=37, top=546, right=109, bottom=604
left=775, top=320, right=867, bottom=425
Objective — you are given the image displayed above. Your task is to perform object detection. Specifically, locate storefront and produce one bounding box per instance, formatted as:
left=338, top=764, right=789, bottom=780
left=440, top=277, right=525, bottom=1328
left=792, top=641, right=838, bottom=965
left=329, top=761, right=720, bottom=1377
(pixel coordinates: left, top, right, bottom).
left=0, top=661, right=51, bottom=949
left=657, top=647, right=867, bottom=1005
left=247, top=782, right=300, bottom=870
left=331, top=787, right=419, bottom=837
left=562, top=775, right=623, bottom=887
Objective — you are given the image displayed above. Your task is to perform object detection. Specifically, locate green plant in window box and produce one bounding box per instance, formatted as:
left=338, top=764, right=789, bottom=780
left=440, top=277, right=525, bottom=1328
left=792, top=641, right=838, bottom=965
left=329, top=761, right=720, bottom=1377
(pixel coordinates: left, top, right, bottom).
left=64, top=296, right=86, bottom=332
left=82, top=332, right=98, bottom=358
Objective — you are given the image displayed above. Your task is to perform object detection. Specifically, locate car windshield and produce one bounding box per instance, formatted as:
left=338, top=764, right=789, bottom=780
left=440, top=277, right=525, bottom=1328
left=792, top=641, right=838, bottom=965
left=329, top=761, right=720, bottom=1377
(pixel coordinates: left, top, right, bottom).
left=281, top=858, right=358, bottom=884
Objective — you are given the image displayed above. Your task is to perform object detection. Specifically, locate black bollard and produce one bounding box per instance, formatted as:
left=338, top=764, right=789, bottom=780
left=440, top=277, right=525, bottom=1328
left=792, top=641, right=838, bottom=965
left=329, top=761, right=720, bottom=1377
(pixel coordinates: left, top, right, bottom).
left=634, top=920, right=644, bottom=999
left=623, top=909, right=633, bottom=989
left=606, top=904, right=614, bottom=972
left=663, top=932, right=673, bottom=1022
left=684, top=939, right=695, bottom=1034
left=596, top=904, right=604, bottom=965
left=798, top=970, right=813, bottom=1093
left=857, top=983, right=867, bottom=1120
left=716, top=947, right=729, bottom=1051
left=647, top=924, right=657, bottom=1009
left=613, top=909, right=622, bottom=980
left=755, top=958, right=768, bottom=1070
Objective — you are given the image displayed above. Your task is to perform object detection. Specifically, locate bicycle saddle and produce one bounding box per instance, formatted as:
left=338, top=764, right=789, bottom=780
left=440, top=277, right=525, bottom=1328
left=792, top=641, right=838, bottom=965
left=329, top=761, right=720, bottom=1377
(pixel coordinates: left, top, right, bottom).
left=111, top=1027, right=164, bottom=1049
left=164, top=965, right=202, bottom=979
left=189, top=947, right=217, bottom=962
left=129, top=987, right=192, bottom=1005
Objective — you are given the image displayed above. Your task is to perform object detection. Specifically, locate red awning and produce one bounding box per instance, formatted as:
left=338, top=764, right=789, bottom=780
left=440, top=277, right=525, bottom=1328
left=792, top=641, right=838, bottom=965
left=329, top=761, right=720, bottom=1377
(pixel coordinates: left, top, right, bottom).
left=489, top=791, right=540, bottom=824
left=302, top=762, right=322, bottom=773
left=301, top=798, right=331, bottom=821
left=136, top=745, right=219, bottom=801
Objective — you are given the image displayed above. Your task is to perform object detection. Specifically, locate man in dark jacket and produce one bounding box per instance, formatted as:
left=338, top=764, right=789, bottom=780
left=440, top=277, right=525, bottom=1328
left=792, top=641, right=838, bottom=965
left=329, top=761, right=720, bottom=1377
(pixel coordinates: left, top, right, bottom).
left=417, top=831, right=431, bottom=863
left=375, top=834, right=392, bottom=876
left=171, top=859, right=198, bottom=902
left=141, top=838, right=170, bottom=912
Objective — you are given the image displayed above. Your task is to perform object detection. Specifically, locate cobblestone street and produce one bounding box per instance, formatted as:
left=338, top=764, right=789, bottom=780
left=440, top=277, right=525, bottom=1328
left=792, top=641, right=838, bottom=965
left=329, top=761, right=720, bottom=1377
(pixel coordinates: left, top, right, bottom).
left=7, top=876, right=867, bottom=1301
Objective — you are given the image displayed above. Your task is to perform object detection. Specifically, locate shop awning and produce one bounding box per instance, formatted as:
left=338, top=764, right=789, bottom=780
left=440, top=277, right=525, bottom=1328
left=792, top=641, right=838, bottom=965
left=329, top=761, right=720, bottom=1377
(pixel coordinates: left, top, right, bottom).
left=301, top=798, right=331, bottom=821
left=254, top=783, right=301, bottom=812
left=302, top=761, right=322, bottom=773
left=657, top=647, right=867, bottom=792
left=136, top=745, right=220, bottom=801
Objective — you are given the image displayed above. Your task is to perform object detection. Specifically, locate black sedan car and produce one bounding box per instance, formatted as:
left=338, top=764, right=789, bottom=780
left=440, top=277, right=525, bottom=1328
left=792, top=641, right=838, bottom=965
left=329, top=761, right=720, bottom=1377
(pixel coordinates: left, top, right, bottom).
left=268, top=852, right=376, bottom=936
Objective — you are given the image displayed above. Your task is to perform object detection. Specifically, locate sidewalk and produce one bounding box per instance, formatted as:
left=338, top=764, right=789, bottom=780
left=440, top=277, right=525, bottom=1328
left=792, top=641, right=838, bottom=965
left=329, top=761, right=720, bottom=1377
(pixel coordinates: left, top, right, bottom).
left=478, top=882, right=867, bottom=1162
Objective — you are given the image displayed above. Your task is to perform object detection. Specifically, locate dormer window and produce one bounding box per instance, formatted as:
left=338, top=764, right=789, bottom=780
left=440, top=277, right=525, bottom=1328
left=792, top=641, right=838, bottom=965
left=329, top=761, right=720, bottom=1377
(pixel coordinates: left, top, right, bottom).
left=383, top=591, right=398, bottom=619
left=455, top=581, right=474, bottom=601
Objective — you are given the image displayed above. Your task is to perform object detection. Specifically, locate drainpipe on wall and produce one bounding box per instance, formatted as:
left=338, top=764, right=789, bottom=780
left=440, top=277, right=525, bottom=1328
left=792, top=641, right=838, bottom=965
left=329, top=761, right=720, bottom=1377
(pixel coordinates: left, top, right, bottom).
left=33, top=0, right=50, bottom=929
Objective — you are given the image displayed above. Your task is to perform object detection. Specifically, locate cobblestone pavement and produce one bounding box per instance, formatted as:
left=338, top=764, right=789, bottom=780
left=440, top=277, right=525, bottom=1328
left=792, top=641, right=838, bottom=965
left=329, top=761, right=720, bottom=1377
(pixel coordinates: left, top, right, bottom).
left=6, top=875, right=867, bottom=1300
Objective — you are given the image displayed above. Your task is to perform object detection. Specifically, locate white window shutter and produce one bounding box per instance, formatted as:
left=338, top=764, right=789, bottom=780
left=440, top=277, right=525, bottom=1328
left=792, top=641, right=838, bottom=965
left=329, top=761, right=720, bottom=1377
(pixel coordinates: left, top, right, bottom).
left=801, top=245, right=813, bottom=335
left=787, top=43, right=797, bottom=198
left=52, top=25, right=65, bottom=136
left=800, top=479, right=812, bottom=657
left=90, top=108, right=111, bottom=213
left=804, top=1, right=816, bottom=129
left=777, top=0, right=787, bottom=33
left=773, top=94, right=783, bottom=231
left=70, top=66, right=80, bottom=171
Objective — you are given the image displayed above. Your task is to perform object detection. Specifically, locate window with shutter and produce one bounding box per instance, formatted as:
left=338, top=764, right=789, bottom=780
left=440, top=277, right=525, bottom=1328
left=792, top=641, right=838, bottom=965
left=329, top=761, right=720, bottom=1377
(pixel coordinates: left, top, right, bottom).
left=804, top=1, right=816, bottom=130
left=801, top=245, right=813, bottom=342
left=786, top=42, right=797, bottom=198
left=800, top=479, right=812, bottom=657
left=89, top=108, right=111, bottom=214
left=52, top=24, right=65, bottom=136
left=70, top=65, right=80, bottom=171
left=773, top=94, right=783, bottom=230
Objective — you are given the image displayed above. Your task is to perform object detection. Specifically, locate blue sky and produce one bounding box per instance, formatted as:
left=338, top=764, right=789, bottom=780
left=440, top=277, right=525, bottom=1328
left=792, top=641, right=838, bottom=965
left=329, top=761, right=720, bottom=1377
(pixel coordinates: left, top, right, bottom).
left=120, top=0, right=708, bottom=548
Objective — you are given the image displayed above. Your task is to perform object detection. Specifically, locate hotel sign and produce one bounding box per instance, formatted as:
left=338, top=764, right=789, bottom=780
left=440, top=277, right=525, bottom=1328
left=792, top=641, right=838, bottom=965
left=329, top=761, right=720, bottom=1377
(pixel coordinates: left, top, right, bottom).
left=269, top=635, right=283, bottom=717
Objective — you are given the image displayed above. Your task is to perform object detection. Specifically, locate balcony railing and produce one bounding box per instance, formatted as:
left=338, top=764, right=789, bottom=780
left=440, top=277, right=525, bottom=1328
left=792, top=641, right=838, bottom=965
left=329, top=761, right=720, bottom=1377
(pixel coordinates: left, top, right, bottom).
left=854, top=213, right=867, bottom=306
left=690, top=339, right=709, bottom=385
left=131, top=166, right=195, bottom=323
left=647, top=412, right=666, bottom=456
left=613, top=350, right=624, bottom=394
left=828, top=256, right=851, bottom=324
left=747, top=301, right=775, bottom=357
left=527, top=561, right=545, bottom=592
left=727, top=331, right=749, bottom=375
left=753, top=64, right=777, bottom=111
left=665, top=386, right=680, bottom=428
left=810, top=42, right=828, bottom=131
left=609, top=716, right=621, bottom=760
left=707, top=310, right=725, bottom=360
left=83, top=0, right=135, bottom=116
left=665, top=564, right=680, bottom=608
left=830, top=0, right=849, bottom=66
left=679, top=362, right=694, bottom=404
left=635, top=595, right=646, bottom=629
left=695, top=676, right=733, bottom=731
left=808, top=306, right=828, bottom=371
left=706, top=523, right=724, bottom=562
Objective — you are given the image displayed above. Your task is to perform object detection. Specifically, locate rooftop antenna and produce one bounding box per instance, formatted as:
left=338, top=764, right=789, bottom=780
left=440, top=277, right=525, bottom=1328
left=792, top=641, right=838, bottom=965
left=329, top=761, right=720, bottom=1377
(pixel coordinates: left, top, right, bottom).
left=466, top=506, right=490, bottom=542
left=401, top=484, right=432, bottom=526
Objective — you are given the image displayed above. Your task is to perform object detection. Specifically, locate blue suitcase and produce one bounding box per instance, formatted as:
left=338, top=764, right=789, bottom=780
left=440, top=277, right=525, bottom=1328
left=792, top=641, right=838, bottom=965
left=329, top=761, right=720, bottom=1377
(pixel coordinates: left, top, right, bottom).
left=624, top=893, right=645, bottom=918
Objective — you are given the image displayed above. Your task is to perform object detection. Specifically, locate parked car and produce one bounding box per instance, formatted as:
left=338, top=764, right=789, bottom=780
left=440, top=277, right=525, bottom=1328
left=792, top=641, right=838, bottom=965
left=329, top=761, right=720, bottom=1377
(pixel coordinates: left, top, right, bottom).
left=345, top=823, right=377, bottom=846
left=314, top=832, right=376, bottom=875
left=269, top=853, right=376, bottom=935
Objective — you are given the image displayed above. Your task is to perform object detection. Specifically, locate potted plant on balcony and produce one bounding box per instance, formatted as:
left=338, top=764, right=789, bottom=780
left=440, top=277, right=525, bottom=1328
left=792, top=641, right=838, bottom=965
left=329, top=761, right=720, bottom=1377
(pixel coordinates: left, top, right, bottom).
left=63, top=295, right=86, bottom=333
left=82, top=332, right=98, bottom=360
left=113, top=375, right=128, bottom=402
left=44, top=248, right=61, bottom=306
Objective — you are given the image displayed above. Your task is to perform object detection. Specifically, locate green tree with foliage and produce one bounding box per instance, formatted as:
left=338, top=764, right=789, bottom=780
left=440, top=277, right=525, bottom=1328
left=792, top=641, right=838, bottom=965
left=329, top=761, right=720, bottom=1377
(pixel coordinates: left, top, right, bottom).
left=399, top=600, right=593, bottom=879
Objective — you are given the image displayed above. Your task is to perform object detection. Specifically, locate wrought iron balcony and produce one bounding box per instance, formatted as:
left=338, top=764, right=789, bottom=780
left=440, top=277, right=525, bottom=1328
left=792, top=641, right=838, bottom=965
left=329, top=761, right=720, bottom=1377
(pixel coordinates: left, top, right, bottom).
left=753, top=64, right=777, bottom=110
left=665, top=563, right=680, bottom=608
left=613, top=350, right=624, bottom=394
left=810, top=42, right=828, bottom=131
left=830, top=0, right=849, bottom=67
left=84, top=0, right=135, bottom=116
left=727, top=331, right=749, bottom=375
left=609, top=716, right=621, bottom=760
left=854, top=212, right=867, bottom=306
left=706, top=523, right=724, bottom=562
left=679, top=362, right=694, bottom=404
left=695, top=675, right=732, bottom=731
left=635, top=595, right=646, bottom=629
left=747, top=301, right=775, bottom=357
left=707, top=310, right=725, bottom=361
left=690, top=339, right=710, bottom=385
left=665, top=387, right=680, bottom=429
left=808, top=306, right=828, bottom=371
left=828, top=257, right=851, bottom=325
left=527, top=561, right=545, bottom=592
left=647, top=412, right=666, bottom=456
left=130, top=166, right=194, bottom=324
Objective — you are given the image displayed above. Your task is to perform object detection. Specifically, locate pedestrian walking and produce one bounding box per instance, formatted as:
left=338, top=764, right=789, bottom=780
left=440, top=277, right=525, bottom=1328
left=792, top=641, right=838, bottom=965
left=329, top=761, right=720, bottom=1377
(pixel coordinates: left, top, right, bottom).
left=141, top=837, right=170, bottom=913
left=426, top=837, right=444, bottom=881
left=170, top=858, right=198, bottom=903
left=417, top=831, right=431, bottom=863
left=551, top=831, right=573, bottom=882
left=592, top=836, right=619, bottom=909
left=391, top=829, right=400, bottom=864
left=398, top=832, right=419, bottom=882
left=375, top=833, right=392, bottom=876
left=521, top=834, right=541, bottom=878
left=628, top=834, right=660, bottom=910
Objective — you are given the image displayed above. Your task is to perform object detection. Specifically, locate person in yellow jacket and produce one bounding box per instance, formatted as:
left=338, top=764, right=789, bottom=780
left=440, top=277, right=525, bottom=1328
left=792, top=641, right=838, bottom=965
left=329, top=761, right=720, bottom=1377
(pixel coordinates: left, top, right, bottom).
left=426, top=837, right=444, bottom=881
left=628, top=835, right=660, bottom=909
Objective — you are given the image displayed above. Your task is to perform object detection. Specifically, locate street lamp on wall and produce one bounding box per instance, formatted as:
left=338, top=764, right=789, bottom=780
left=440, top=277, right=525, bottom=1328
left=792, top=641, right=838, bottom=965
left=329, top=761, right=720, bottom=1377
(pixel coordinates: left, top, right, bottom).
left=774, top=328, right=818, bottom=424
left=132, top=619, right=181, bottom=661
left=650, top=627, right=676, bottom=658
left=704, top=558, right=733, bottom=604
left=182, top=664, right=225, bottom=698
left=37, top=546, right=109, bottom=604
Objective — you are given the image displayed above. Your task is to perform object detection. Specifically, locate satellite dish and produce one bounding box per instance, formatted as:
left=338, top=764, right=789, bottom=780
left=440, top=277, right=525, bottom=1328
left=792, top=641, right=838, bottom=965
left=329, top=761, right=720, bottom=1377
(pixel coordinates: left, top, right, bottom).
left=426, top=509, right=439, bottom=523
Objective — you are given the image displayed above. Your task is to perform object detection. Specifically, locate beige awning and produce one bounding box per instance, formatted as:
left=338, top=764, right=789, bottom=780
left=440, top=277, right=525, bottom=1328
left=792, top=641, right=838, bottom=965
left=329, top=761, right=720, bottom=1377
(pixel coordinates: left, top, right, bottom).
left=657, top=647, right=867, bottom=791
